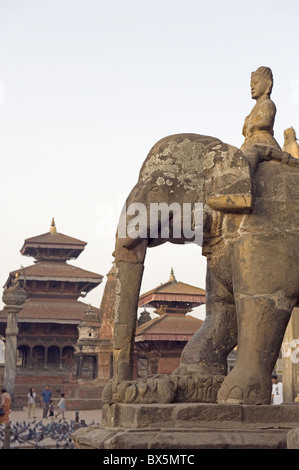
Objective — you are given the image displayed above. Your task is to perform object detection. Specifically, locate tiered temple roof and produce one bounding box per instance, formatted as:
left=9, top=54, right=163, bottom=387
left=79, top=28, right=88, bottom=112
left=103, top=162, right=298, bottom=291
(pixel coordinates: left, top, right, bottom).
left=138, top=268, right=206, bottom=314
left=19, top=217, right=87, bottom=262
left=0, top=219, right=102, bottom=324
left=136, top=268, right=205, bottom=341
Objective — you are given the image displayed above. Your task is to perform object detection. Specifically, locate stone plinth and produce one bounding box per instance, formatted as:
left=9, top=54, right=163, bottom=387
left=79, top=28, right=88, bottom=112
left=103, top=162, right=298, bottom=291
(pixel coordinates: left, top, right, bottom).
left=72, top=402, right=299, bottom=449
left=287, top=427, right=299, bottom=449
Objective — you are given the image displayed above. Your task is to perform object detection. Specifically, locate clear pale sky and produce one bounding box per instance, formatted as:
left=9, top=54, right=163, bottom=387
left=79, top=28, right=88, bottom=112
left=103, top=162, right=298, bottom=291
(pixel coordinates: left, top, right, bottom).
left=0, top=1, right=299, bottom=319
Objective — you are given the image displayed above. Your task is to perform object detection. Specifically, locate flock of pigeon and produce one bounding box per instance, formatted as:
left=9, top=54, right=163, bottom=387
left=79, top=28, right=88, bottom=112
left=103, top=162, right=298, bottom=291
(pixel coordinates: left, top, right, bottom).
left=0, top=417, right=98, bottom=449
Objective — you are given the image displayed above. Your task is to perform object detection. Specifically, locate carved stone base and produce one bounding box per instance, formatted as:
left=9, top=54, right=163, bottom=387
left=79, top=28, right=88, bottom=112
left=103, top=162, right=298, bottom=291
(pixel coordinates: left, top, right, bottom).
left=72, top=402, right=299, bottom=449
left=102, top=374, right=225, bottom=404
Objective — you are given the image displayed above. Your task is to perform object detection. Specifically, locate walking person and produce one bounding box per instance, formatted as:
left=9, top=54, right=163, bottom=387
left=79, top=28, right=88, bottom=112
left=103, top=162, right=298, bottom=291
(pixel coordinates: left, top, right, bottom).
left=48, top=400, right=54, bottom=421
left=27, top=387, right=36, bottom=419
left=41, top=385, right=52, bottom=418
left=0, top=389, right=11, bottom=424
left=271, top=375, right=283, bottom=405
left=55, top=393, right=66, bottom=419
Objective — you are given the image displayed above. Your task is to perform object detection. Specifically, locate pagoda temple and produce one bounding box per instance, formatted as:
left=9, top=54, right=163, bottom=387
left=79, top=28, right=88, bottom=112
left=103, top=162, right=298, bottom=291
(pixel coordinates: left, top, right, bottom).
left=133, top=269, right=206, bottom=378
left=0, top=219, right=103, bottom=406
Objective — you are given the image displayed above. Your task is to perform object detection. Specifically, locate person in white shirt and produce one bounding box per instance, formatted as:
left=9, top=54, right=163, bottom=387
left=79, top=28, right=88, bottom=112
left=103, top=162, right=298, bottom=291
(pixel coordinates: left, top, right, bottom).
left=271, top=375, right=283, bottom=405
left=27, top=387, right=36, bottom=419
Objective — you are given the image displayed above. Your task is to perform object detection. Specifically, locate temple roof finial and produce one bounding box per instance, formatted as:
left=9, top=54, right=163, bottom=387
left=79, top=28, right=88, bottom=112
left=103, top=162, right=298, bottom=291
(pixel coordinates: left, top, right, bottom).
left=169, top=267, right=176, bottom=283
left=50, top=217, right=57, bottom=234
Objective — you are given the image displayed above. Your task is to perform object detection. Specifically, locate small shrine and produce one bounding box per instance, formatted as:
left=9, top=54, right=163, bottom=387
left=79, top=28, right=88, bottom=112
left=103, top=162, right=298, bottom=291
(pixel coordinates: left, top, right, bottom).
left=75, top=305, right=101, bottom=380
left=134, top=269, right=206, bottom=378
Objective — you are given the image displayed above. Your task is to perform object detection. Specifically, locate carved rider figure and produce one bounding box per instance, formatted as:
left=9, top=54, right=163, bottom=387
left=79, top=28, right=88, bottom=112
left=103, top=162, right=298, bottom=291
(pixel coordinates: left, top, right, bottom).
left=241, top=66, right=281, bottom=153
left=282, top=126, right=299, bottom=158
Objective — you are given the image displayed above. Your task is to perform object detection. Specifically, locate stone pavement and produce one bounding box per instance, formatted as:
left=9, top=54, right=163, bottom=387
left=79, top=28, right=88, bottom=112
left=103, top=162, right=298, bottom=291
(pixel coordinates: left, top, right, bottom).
left=1, top=408, right=102, bottom=449
left=7, top=407, right=102, bottom=427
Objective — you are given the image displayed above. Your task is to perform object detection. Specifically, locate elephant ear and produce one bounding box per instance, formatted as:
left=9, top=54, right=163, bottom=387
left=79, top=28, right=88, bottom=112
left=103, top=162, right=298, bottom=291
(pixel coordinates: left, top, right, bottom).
left=202, top=142, right=253, bottom=213
left=139, top=133, right=253, bottom=214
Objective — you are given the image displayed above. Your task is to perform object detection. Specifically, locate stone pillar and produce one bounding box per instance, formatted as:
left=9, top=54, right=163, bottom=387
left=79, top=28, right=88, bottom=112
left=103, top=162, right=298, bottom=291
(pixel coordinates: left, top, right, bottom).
left=3, top=309, right=19, bottom=396
left=4, top=423, right=11, bottom=449
left=76, top=354, right=83, bottom=379
left=44, top=347, right=48, bottom=369
left=59, top=347, right=63, bottom=370
left=2, top=276, right=26, bottom=403
left=29, top=347, right=33, bottom=369
left=282, top=307, right=299, bottom=403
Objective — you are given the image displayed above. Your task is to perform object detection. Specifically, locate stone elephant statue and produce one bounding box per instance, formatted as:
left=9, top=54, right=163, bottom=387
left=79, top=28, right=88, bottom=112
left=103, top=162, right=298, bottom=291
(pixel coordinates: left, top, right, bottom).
left=103, top=132, right=299, bottom=405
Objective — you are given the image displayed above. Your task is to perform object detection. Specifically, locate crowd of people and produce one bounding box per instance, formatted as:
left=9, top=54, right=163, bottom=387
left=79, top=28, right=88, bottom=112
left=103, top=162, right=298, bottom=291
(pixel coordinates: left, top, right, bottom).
left=35, top=385, right=66, bottom=420
left=0, top=385, right=67, bottom=424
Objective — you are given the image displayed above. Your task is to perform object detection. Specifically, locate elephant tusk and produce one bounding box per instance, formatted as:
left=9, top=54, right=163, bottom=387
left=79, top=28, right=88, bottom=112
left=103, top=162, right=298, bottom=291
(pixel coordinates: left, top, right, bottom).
left=207, top=194, right=252, bottom=212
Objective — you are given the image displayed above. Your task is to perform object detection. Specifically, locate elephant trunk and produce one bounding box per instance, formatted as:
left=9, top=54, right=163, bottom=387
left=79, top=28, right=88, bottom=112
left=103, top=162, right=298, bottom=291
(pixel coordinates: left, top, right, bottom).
left=113, top=239, right=148, bottom=381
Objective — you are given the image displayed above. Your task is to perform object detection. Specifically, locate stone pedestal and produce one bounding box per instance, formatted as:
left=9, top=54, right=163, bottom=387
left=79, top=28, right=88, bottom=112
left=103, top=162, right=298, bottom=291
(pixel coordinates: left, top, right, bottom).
left=72, top=402, right=299, bottom=449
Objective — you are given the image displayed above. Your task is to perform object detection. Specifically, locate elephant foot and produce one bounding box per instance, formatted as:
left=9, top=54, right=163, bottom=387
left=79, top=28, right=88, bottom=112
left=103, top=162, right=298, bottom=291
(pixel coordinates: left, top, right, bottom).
left=217, top=366, right=271, bottom=405
left=102, top=375, right=177, bottom=404
left=175, top=373, right=225, bottom=403
left=102, top=373, right=225, bottom=405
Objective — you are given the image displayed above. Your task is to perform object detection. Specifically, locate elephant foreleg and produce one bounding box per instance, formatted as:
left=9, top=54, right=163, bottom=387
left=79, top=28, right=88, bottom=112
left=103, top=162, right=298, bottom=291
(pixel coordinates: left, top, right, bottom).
left=217, top=235, right=299, bottom=404
left=113, top=239, right=148, bottom=382
left=177, top=264, right=237, bottom=376
left=217, top=293, right=296, bottom=404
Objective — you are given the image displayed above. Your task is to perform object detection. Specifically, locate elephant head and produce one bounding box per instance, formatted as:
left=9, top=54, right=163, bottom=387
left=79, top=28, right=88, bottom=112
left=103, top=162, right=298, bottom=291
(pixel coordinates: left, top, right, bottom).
left=111, top=133, right=253, bottom=381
